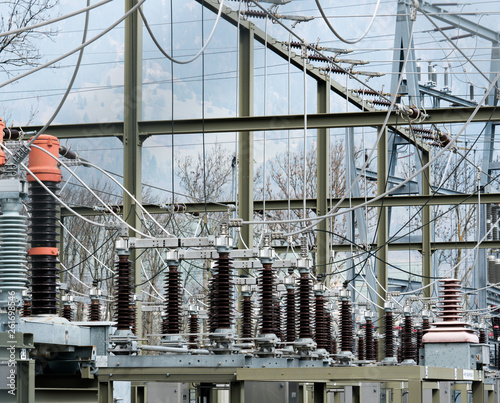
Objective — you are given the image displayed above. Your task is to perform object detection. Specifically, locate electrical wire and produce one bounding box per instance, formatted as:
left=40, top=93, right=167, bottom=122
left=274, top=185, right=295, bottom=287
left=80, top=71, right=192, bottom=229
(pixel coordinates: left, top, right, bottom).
left=139, top=0, right=225, bottom=65
left=314, top=0, right=381, bottom=44
left=30, top=144, right=155, bottom=239
left=0, top=0, right=147, bottom=89
left=0, top=0, right=112, bottom=38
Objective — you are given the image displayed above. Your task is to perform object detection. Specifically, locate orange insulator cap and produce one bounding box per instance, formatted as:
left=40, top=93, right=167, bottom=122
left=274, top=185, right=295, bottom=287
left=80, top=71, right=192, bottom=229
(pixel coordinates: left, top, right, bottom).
left=28, top=247, right=59, bottom=256
left=0, top=118, right=5, bottom=166
left=27, top=135, right=62, bottom=183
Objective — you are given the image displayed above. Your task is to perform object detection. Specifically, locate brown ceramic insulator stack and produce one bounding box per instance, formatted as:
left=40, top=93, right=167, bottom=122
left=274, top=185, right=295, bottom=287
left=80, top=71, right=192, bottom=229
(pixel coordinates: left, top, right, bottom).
left=314, top=293, right=328, bottom=349
left=479, top=329, right=487, bottom=344
left=422, top=317, right=430, bottom=334
left=423, top=278, right=479, bottom=344
left=162, top=265, right=182, bottom=334
left=62, top=304, right=72, bottom=321
left=402, top=315, right=415, bottom=361
left=259, top=263, right=276, bottom=334
left=189, top=313, right=199, bottom=349
left=365, top=318, right=375, bottom=360
left=241, top=295, right=253, bottom=339
left=243, top=10, right=268, bottom=19
left=397, top=346, right=402, bottom=363
left=340, top=299, right=353, bottom=352
left=90, top=299, right=100, bottom=321
left=130, top=304, right=137, bottom=335
left=298, top=272, right=313, bottom=339
left=22, top=300, right=32, bottom=317
left=332, top=339, right=338, bottom=355
left=358, top=335, right=365, bottom=360
left=208, top=252, right=234, bottom=332
left=416, top=327, right=423, bottom=364
left=374, top=338, right=379, bottom=362
left=492, top=307, right=500, bottom=339
left=385, top=311, right=394, bottom=358
left=285, top=287, right=297, bottom=342
left=115, top=255, right=134, bottom=331
left=273, top=299, right=282, bottom=340
left=326, top=313, right=334, bottom=355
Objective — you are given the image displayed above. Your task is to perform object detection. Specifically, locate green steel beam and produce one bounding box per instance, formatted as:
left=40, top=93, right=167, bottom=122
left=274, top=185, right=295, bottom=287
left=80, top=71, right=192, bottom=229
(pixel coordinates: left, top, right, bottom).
left=316, top=78, right=330, bottom=274
left=15, top=106, right=500, bottom=139
left=60, top=193, right=500, bottom=217
left=377, top=126, right=388, bottom=355
left=238, top=25, right=254, bottom=249
left=124, top=0, right=143, bottom=338
left=421, top=150, right=432, bottom=298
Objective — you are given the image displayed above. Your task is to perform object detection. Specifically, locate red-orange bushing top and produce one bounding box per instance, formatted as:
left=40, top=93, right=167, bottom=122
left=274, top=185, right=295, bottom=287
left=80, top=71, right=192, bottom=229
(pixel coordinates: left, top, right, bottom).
left=0, top=118, right=5, bottom=166
left=28, top=247, right=59, bottom=256
left=27, top=135, right=61, bottom=183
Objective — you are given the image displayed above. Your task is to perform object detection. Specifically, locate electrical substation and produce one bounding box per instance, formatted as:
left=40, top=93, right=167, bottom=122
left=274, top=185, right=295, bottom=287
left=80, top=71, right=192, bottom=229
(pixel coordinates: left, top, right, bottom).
left=1, top=0, right=500, bottom=401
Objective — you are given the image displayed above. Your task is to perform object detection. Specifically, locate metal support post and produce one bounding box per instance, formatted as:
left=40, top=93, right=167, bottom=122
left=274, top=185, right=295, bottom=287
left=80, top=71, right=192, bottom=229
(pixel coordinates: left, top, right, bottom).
left=124, top=0, right=143, bottom=337
left=98, top=381, right=113, bottom=403
left=377, top=126, right=389, bottom=358
left=421, top=150, right=432, bottom=298
left=408, top=381, right=422, bottom=403
left=472, top=381, right=485, bottom=403
left=238, top=25, right=254, bottom=249
left=314, top=383, right=326, bottom=403
left=316, top=78, right=330, bottom=274
left=230, top=381, right=245, bottom=403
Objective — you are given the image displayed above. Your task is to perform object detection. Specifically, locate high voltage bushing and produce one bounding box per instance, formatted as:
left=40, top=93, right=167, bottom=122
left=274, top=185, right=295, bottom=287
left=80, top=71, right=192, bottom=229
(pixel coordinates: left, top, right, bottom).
left=188, top=308, right=199, bottom=349
left=402, top=304, right=416, bottom=365
left=313, top=284, right=328, bottom=350
left=365, top=312, right=375, bottom=361
left=298, top=270, right=313, bottom=340
left=416, top=326, right=423, bottom=364
left=27, top=135, right=62, bottom=316
left=381, top=299, right=397, bottom=365
left=89, top=283, right=101, bottom=321
left=492, top=307, right=500, bottom=340
left=62, top=293, right=73, bottom=321
left=488, top=255, right=496, bottom=284
left=273, top=297, right=283, bottom=341
left=21, top=290, right=31, bottom=317
left=259, top=262, right=277, bottom=335
left=339, top=289, right=353, bottom=353
left=241, top=285, right=253, bottom=340
left=357, top=333, right=365, bottom=361
left=0, top=198, right=28, bottom=307
left=115, top=253, right=134, bottom=331
left=162, top=264, right=182, bottom=334
left=284, top=275, right=296, bottom=343
left=326, top=311, right=335, bottom=355
left=208, top=252, right=234, bottom=332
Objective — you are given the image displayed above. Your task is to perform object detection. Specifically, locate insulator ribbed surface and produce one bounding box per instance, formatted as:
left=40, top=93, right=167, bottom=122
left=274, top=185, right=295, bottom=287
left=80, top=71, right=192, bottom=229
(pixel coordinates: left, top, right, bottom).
left=89, top=299, right=100, bottom=321
left=402, top=316, right=415, bottom=361
left=285, top=288, right=297, bottom=342
left=358, top=336, right=365, bottom=360
left=30, top=182, right=59, bottom=315
left=189, top=314, right=199, bottom=349
left=162, top=265, right=182, bottom=334
left=0, top=200, right=28, bottom=295
left=62, top=304, right=72, bottom=321
left=241, top=296, right=253, bottom=339
left=365, top=319, right=375, bottom=360
left=259, top=263, right=276, bottom=334
left=114, top=255, right=134, bottom=331
left=208, top=252, right=234, bottom=331
left=314, top=294, right=328, bottom=349
left=340, top=299, right=353, bottom=352
left=298, top=272, right=313, bottom=339
left=22, top=300, right=31, bottom=317
left=385, top=311, right=394, bottom=358
left=479, top=330, right=487, bottom=344
left=326, top=312, right=334, bottom=355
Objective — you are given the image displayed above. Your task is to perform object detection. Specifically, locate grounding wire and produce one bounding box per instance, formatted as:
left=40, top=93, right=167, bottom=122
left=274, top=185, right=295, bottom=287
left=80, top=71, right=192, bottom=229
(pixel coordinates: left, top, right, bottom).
left=138, top=0, right=225, bottom=65
left=0, top=0, right=147, bottom=90
left=314, top=0, right=382, bottom=44
left=0, top=0, right=112, bottom=38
